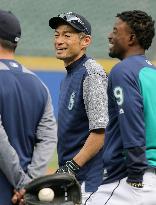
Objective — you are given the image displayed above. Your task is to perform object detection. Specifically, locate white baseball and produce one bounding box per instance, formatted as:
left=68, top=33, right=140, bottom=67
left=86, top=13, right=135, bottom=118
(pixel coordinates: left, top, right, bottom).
left=38, top=188, right=54, bottom=202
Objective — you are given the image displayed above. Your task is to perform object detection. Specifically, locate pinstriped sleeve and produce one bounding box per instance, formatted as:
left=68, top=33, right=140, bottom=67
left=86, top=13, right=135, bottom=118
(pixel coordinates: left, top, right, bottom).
left=83, top=59, right=108, bottom=131
left=27, top=87, right=57, bottom=178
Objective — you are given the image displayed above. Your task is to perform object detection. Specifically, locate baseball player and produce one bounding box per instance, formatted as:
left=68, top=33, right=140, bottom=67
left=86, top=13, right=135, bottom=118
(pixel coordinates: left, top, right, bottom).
left=88, top=10, right=156, bottom=205
left=0, top=9, right=57, bottom=205
left=49, top=12, right=108, bottom=204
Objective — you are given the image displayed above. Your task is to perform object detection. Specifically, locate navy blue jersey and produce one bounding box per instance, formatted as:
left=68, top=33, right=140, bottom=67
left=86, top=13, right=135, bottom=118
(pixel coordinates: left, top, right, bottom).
left=0, top=59, right=49, bottom=205
left=102, top=55, right=156, bottom=184
left=57, top=55, right=108, bottom=192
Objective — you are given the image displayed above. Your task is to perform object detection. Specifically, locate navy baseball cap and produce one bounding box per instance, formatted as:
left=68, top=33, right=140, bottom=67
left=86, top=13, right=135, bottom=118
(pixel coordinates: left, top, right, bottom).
left=49, top=12, right=91, bottom=35
left=0, top=9, right=21, bottom=43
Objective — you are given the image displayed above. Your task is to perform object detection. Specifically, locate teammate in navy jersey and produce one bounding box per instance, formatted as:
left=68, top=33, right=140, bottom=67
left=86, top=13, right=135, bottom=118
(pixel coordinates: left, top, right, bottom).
left=0, top=10, right=57, bottom=205
left=49, top=12, right=108, bottom=204
left=88, top=10, right=156, bottom=205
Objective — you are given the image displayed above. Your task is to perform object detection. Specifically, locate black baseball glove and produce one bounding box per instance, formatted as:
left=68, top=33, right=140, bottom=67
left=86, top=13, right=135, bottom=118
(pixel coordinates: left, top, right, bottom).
left=56, top=160, right=80, bottom=176
left=24, top=173, right=81, bottom=205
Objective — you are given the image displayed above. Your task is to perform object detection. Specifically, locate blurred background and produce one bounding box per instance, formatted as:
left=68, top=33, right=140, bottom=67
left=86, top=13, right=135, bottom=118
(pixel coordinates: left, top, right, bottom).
left=1, top=0, right=156, bottom=116
left=1, top=0, right=156, bottom=170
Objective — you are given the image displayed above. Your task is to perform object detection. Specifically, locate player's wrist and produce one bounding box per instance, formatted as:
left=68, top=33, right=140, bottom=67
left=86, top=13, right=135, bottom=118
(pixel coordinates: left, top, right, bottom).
left=66, top=159, right=80, bottom=173
left=127, top=174, right=144, bottom=188
left=127, top=173, right=143, bottom=183
left=56, top=159, right=80, bottom=175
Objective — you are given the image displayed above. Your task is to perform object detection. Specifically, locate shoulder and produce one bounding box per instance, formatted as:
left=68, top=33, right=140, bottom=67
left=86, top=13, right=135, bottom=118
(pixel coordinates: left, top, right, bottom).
left=22, top=66, right=44, bottom=83
left=21, top=66, right=37, bottom=76
left=109, top=57, right=141, bottom=88
left=84, top=58, right=107, bottom=78
left=110, top=59, right=127, bottom=73
left=109, top=58, right=135, bottom=82
left=22, top=66, right=49, bottom=92
left=110, top=56, right=141, bottom=76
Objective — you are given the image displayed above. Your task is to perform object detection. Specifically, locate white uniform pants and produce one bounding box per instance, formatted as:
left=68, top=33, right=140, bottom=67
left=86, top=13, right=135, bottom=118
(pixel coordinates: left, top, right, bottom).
left=85, top=169, right=156, bottom=205
left=81, top=182, right=95, bottom=205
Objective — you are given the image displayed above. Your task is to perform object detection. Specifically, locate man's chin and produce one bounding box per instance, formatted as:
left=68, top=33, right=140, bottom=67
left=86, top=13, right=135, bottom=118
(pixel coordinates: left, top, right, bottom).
left=56, top=55, right=65, bottom=60
left=109, top=52, right=116, bottom=58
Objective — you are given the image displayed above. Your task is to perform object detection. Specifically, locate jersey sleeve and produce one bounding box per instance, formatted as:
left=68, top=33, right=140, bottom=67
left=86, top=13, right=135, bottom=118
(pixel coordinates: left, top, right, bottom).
left=110, top=64, right=145, bottom=148
left=110, top=63, right=147, bottom=183
left=83, top=60, right=108, bottom=131
left=27, top=87, right=57, bottom=178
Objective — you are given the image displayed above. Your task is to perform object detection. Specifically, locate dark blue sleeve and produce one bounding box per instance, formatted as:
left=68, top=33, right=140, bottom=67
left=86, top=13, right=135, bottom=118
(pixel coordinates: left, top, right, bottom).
left=110, top=63, right=147, bottom=183
left=110, top=63, right=145, bottom=148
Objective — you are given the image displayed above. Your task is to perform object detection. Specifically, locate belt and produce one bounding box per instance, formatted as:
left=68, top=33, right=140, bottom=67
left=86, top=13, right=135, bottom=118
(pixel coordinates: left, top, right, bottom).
left=146, top=168, right=156, bottom=174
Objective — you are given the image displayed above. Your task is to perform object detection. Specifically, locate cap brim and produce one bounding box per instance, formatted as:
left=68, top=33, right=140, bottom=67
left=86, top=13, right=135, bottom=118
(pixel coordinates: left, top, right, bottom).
left=49, top=17, right=68, bottom=29
left=49, top=16, right=82, bottom=33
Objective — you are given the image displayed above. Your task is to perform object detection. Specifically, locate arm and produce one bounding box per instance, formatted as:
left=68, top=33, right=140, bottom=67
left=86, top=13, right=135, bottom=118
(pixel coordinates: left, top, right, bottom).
left=73, top=129, right=104, bottom=167
left=74, top=68, right=108, bottom=167
left=110, top=65, right=147, bottom=184
left=0, top=115, right=31, bottom=189
left=27, top=88, right=57, bottom=178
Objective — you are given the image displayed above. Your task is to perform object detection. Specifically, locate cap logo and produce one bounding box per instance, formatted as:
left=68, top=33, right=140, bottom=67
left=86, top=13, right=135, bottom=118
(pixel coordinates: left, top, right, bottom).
left=15, top=37, right=20, bottom=42
left=9, top=62, right=18, bottom=67
left=66, top=15, right=84, bottom=25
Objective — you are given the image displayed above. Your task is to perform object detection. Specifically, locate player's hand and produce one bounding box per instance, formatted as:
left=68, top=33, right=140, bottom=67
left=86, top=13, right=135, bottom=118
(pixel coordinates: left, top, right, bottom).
left=56, top=159, right=80, bottom=175
left=12, top=189, right=26, bottom=205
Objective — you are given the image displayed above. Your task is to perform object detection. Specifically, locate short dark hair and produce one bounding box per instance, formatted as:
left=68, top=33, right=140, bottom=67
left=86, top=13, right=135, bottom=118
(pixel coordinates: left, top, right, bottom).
left=116, top=10, right=155, bottom=50
left=0, top=38, right=17, bottom=51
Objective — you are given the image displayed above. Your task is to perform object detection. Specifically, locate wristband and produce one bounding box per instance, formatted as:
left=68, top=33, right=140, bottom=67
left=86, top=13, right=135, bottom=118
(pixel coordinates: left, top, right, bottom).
left=127, top=182, right=143, bottom=188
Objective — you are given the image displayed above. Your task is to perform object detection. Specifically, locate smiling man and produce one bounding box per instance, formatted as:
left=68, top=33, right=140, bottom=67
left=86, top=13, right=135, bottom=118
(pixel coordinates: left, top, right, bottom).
left=88, top=10, right=156, bottom=205
left=49, top=12, right=108, bottom=204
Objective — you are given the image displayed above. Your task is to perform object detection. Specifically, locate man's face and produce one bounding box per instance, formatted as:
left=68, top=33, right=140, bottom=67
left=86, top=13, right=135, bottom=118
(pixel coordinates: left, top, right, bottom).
left=108, top=18, right=133, bottom=60
left=53, top=24, right=89, bottom=66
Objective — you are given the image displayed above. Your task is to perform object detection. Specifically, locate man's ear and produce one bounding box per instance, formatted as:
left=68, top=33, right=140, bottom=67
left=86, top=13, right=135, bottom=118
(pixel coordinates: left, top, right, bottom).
left=81, top=35, right=92, bottom=48
left=128, top=33, right=136, bottom=46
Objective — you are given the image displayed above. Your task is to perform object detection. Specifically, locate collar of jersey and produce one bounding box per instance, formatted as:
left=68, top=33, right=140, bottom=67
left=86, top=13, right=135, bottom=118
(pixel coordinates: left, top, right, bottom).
left=66, top=54, right=86, bottom=73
